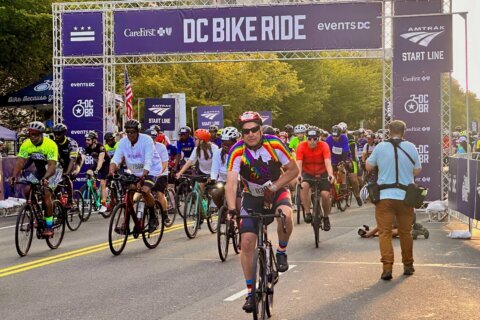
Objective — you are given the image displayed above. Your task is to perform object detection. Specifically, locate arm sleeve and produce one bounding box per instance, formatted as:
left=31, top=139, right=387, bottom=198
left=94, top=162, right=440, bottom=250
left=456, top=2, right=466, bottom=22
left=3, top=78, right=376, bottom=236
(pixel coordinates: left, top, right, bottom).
left=366, top=144, right=379, bottom=167
left=111, top=140, right=124, bottom=166
left=17, top=143, right=29, bottom=159
left=188, top=147, right=198, bottom=162
left=69, top=140, right=79, bottom=159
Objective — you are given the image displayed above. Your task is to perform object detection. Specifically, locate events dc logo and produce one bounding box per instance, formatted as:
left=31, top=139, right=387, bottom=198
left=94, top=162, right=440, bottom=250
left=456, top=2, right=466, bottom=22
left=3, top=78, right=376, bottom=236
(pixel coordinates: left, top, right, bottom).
left=73, top=99, right=94, bottom=118
left=404, top=94, right=429, bottom=114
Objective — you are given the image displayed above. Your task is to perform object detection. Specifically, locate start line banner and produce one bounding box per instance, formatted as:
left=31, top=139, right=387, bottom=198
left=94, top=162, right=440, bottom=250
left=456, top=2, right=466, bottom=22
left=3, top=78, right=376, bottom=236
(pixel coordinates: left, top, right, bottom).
left=113, top=2, right=382, bottom=55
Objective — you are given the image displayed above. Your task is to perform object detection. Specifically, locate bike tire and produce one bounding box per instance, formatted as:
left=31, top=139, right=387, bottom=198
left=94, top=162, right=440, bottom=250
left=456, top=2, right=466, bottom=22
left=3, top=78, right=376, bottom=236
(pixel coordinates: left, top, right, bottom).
left=46, top=201, right=66, bottom=249
left=295, top=184, right=302, bottom=224
left=183, top=192, right=200, bottom=239
left=266, top=245, right=278, bottom=318
left=206, top=197, right=218, bottom=234
left=80, top=185, right=93, bottom=222
left=175, top=181, right=189, bottom=218
left=15, top=204, right=34, bottom=257
left=216, top=206, right=229, bottom=262
left=252, top=249, right=267, bottom=320
left=312, top=198, right=320, bottom=248
left=101, top=187, right=115, bottom=219
left=232, top=218, right=241, bottom=254
left=142, top=201, right=164, bottom=249
left=163, top=187, right=177, bottom=228
left=346, top=187, right=353, bottom=207
left=108, top=203, right=129, bottom=256
left=338, top=190, right=348, bottom=212
left=66, top=190, right=84, bottom=231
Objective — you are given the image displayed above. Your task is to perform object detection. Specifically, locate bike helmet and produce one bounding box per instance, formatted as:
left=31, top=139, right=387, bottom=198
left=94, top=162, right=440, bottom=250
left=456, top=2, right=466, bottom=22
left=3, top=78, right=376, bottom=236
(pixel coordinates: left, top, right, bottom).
left=284, top=124, right=294, bottom=132
left=273, top=128, right=280, bottom=135
left=156, top=132, right=166, bottom=144
left=104, top=132, right=115, bottom=141
left=144, top=128, right=157, bottom=138
left=279, top=131, right=288, bottom=139
left=262, top=125, right=275, bottom=135
left=209, top=124, right=219, bottom=132
left=52, top=123, right=67, bottom=134
left=455, top=125, right=462, bottom=131
left=85, top=131, right=98, bottom=140
left=221, top=127, right=239, bottom=141
left=28, top=121, right=46, bottom=133
left=338, top=122, right=348, bottom=132
left=360, top=185, right=369, bottom=204
left=306, top=126, right=320, bottom=137
left=195, top=129, right=211, bottom=142
left=179, top=126, right=191, bottom=134
left=294, top=124, right=306, bottom=134
left=238, top=111, right=262, bottom=126
left=331, top=125, right=342, bottom=137
left=150, top=125, right=161, bottom=132
left=124, top=119, right=141, bottom=131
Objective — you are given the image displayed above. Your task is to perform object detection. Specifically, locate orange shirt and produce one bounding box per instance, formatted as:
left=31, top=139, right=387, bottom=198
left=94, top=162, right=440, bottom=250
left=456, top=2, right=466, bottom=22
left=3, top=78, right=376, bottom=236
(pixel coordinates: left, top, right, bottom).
left=296, top=140, right=331, bottom=176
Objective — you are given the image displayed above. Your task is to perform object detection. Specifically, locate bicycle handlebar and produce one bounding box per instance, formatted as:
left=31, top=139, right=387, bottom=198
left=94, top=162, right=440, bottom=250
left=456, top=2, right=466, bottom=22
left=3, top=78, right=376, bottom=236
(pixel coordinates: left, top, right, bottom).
left=243, top=208, right=288, bottom=234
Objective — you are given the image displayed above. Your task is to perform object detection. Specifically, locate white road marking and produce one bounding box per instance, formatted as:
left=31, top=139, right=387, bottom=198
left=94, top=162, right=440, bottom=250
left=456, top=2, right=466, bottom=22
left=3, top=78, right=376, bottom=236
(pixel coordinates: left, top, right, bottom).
left=289, top=260, right=480, bottom=269
left=0, top=225, right=16, bottom=230
left=224, top=265, right=297, bottom=302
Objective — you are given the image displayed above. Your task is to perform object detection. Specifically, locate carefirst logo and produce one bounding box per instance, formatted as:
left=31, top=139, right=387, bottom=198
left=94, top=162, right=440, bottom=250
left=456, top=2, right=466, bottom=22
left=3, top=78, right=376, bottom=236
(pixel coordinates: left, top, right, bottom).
left=400, top=25, right=444, bottom=47
left=124, top=27, right=172, bottom=38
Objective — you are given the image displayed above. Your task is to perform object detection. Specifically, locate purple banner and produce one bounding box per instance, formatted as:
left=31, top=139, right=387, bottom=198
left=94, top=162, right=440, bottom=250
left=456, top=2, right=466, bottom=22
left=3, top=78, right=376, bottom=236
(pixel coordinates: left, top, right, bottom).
left=448, top=157, right=458, bottom=211
left=144, top=98, right=176, bottom=131
left=197, top=106, right=224, bottom=129
left=259, top=111, right=273, bottom=126
left=63, top=67, right=104, bottom=189
left=476, top=161, right=480, bottom=220
left=62, top=12, right=103, bottom=56
left=393, top=14, right=452, bottom=74
left=114, top=3, right=382, bottom=55
left=455, top=158, right=476, bottom=218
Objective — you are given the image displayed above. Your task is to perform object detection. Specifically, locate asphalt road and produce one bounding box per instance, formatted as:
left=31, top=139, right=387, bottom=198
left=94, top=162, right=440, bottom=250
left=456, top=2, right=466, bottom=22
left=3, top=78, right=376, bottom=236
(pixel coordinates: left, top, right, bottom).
left=0, top=204, right=479, bottom=320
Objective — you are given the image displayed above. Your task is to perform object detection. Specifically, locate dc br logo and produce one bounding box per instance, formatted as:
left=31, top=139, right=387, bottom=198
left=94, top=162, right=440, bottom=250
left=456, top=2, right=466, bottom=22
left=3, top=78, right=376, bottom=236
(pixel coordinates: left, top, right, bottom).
left=404, top=94, right=429, bottom=114
left=73, top=99, right=94, bottom=118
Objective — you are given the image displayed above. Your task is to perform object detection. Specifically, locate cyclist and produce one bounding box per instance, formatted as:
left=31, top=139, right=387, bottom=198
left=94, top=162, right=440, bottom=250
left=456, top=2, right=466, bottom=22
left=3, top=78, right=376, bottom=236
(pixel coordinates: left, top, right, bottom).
left=109, top=119, right=163, bottom=233
left=262, top=125, right=275, bottom=135
left=104, top=132, right=117, bottom=158
left=176, top=126, right=195, bottom=169
left=156, top=132, right=179, bottom=184
left=209, top=124, right=222, bottom=148
left=225, top=111, right=298, bottom=313
left=10, top=121, right=60, bottom=237
left=52, top=124, right=84, bottom=207
left=289, top=124, right=307, bottom=152
left=278, top=131, right=288, bottom=145
left=84, top=131, right=111, bottom=213
left=145, top=128, right=171, bottom=225
left=296, top=126, right=334, bottom=228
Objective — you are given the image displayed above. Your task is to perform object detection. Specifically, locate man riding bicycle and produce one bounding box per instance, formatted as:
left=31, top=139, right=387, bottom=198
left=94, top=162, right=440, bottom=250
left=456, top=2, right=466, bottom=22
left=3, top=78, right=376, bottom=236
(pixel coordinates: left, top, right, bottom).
left=109, top=120, right=163, bottom=233
left=225, top=111, right=299, bottom=313
left=10, top=121, right=60, bottom=237
left=296, top=126, right=335, bottom=229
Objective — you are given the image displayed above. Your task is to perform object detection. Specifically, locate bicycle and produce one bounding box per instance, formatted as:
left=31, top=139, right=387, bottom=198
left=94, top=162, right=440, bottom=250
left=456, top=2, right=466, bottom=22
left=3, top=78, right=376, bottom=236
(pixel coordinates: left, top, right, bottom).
left=13, top=180, right=66, bottom=257
left=158, top=186, right=176, bottom=228
left=108, top=173, right=165, bottom=256
left=242, top=208, right=287, bottom=320
left=182, top=175, right=218, bottom=239
left=79, top=172, right=101, bottom=221
left=331, top=162, right=350, bottom=212
left=54, top=176, right=84, bottom=231
left=303, top=178, right=329, bottom=248
left=216, top=199, right=240, bottom=262
left=294, top=182, right=305, bottom=224
left=175, top=175, right=192, bottom=219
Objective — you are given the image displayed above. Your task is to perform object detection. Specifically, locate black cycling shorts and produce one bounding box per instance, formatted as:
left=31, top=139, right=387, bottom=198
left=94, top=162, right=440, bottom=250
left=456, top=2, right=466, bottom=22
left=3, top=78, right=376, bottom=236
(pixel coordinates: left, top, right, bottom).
left=302, top=172, right=330, bottom=192
left=153, top=176, right=168, bottom=193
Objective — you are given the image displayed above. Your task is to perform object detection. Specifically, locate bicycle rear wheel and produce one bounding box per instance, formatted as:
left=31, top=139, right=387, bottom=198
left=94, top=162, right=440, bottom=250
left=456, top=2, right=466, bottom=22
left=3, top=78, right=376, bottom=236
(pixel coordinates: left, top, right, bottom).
left=183, top=192, right=200, bottom=239
left=46, top=201, right=66, bottom=249
left=337, top=190, right=348, bottom=212
left=102, top=187, right=116, bottom=219
left=252, top=249, right=267, bottom=320
left=216, top=206, right=229, bottom=262
left=108, top=203, right=129, bottom=255
left=207, top=197, right=218, bottom=234
left=295, top=184, right=304, bottom=224
left=175, top=181, right=189, bottom=218
left=80, top=185, right=93, bottom=221
left=266, top=245, right=278, bottom=318
left=232, top=218, right=241, bottom=254
left=142, top=201, right=164, bottom=249
left=164, top=187, right=177, bottom=227
left=66, top=190, right=84, bottom=231
left=15, top=204, right=34, bottom=257
left=312, top=198, right=321, bottom=248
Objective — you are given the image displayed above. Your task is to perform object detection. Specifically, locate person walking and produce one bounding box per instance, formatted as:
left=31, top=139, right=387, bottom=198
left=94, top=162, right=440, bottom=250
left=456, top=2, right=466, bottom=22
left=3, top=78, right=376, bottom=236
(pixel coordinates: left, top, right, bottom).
left=365, top=120, right=422, bottom=281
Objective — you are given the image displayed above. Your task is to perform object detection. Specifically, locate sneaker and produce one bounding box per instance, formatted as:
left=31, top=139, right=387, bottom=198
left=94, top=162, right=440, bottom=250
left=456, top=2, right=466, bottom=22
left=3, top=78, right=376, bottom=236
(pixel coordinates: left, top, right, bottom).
left=276, top=252, right=289, bottom=272
left=323, top=216, right=331, bottom=231
left=242, top=295, right=255, bottom=313
left=99, top=205, right=107, bottom=213
left=403, top=264, right=415, bottom=276
left=381, top=270, right=393, bottom=281
left=163, top=215, right=171, bottom=225
left=148, top=216, right=159, bottom=233
left=356, top=196, right=363, bottom=207
left=42, top=227, right=54, bottom=238
left=304, top=213, right=312, bottom=223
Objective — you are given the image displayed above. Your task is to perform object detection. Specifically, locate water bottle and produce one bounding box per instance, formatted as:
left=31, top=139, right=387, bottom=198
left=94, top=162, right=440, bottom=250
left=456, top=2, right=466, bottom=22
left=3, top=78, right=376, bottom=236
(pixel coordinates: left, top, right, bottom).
left=137, top=201, right=145, bottom=219
left=61, top=194, right=68, bottom=206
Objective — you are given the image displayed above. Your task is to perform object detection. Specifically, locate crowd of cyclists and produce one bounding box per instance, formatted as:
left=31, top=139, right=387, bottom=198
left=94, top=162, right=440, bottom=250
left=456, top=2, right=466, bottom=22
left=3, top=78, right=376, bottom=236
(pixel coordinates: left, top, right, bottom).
left=9, top=111, right=394, bottom=314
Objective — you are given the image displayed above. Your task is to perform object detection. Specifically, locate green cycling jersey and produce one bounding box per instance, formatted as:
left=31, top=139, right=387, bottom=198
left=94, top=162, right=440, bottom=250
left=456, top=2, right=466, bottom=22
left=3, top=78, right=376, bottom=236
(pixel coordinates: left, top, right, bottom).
left=288, top=135, right=306, bottom=152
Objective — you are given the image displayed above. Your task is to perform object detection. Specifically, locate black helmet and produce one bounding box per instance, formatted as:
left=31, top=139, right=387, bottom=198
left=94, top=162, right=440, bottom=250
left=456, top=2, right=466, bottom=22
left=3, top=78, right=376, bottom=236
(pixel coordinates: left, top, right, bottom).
left=85, top=131, right=98, bottom=140
left=179, top=126, right=192, bottom=134
left=52, top=123, right=67, bottom=134
left=144, top=128, right=157, bottom=138
left=124, top=119, right=141, bottom=131
left=306, top=126, right=320, bottom=137
left=284, top=124, right=294, bottom=132
left=104, top=132, right=115, bottom=141
left=262, top=125, right=275, bottom=135
left=331, top=125, right=342, bottom=137
left=209, top=124, right=219, bottom=131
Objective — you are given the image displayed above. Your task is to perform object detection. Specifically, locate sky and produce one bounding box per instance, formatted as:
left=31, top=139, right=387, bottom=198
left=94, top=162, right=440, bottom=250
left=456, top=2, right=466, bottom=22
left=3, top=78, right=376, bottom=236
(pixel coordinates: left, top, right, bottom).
left=452, top=0, right=480, bottom=98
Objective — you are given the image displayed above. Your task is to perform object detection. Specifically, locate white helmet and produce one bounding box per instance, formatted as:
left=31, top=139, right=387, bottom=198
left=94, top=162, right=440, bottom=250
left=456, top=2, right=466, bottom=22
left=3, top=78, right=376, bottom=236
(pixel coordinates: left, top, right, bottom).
left=221, top=127, right=239, bottom=141
left=294, top=124, right=306, bottom=134
left=338, top=122, right=348, bottom=132
left=360, top=185, right=369, bottom=204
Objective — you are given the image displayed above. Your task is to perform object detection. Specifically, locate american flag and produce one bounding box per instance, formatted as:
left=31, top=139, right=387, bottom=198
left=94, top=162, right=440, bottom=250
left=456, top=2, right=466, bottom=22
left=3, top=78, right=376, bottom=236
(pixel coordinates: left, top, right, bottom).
left=124, top=67, right=133, bottom=119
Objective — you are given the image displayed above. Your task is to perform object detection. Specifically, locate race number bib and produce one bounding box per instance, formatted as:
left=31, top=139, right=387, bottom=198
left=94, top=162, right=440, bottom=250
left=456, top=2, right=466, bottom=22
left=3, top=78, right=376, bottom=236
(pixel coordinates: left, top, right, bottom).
left=332, top=146, right=343, bottom=155
left=130, top=163, right=144, bottom=174
left=248, top=180, right=273, bottom=197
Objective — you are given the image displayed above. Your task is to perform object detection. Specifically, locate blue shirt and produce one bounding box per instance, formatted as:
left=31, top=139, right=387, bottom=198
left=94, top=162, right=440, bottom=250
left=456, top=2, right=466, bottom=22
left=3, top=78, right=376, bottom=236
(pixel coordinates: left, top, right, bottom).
left=176, top=137, right=195, bottom=158
left=326, top=134, right=350, bottom=165
left=367, top=139, right=422, bottom=200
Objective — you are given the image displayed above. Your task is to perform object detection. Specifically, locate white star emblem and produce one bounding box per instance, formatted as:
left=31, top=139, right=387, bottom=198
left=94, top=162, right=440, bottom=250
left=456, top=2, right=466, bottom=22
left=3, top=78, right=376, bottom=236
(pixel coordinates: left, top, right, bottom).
left=75, top=107, right=82, bottom=115
left=87, top=26, right=91, bottom=30
left=74, top=26, right=78, bottom=31
left=408, top=103, right=415, bottom=110
left=81, top=26, right=85, bottom=31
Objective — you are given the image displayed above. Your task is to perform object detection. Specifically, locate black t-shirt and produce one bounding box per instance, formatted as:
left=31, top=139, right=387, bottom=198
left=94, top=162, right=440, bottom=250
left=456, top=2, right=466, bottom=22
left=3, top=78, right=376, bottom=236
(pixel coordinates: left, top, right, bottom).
left=85, top=143, right=110, bottom=170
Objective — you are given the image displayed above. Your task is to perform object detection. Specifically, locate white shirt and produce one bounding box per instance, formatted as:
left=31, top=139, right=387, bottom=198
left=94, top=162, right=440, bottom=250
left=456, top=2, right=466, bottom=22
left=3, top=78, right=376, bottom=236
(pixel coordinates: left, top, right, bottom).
left=188, top=144, right=219, bottom=175
left=154, top=142, right=169, bottom=176
left=111, top=133, right=162, bottom=177
left=210, top=148, right=228, bottom=182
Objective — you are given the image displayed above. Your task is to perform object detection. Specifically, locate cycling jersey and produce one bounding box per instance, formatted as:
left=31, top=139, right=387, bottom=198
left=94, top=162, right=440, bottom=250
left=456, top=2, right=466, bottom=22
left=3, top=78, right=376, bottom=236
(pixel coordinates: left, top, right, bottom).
left=228, top=135, right=292, bottom=197
left=326, top=134, right=350, bottom=165
left=154, top=142, right=169, bottom=176
left=176, top=137, right=195, bottom=159
left=296, top=140, right=331, bottom=176
left=85, top=143, right=111, bottom=174
left=288, top=136, right=306, bottom=152
left=56, top=136, right=80, bottom=170
left=111, top=133, right=163, bottom=177
left=188, top=144, right=219, bottom=175
left=210, top=148, right=228, bottom=182
left=104, top=142, right=118, bottom=158
left=18, top=137, right=58, bottom=178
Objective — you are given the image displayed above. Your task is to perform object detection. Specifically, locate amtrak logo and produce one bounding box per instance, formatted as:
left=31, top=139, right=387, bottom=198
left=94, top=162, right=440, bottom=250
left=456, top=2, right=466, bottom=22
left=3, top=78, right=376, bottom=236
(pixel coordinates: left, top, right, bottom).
left=149, top=107, right=170, bottom=116
left=260, top=115, right=270, bottom=123
left=201, top=112, right=219, bottom=120
left=400, top=26, right=444, bottom=47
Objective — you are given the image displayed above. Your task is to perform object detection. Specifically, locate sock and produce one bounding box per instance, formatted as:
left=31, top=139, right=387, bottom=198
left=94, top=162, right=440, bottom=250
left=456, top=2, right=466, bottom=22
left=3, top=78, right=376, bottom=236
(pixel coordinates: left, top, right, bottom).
left=101, top=199, right=106, bottom=206
left=277, top=241, right=288, bottom=255
left=45, top=216, right=53, bottom=228
left=246, top=279, right=253, bottom=297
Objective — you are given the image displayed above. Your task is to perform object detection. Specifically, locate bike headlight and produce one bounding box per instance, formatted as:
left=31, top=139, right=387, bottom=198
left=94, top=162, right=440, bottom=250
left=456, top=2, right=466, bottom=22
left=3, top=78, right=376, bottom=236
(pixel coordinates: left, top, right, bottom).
left=216, top=182, right=224, bottom=189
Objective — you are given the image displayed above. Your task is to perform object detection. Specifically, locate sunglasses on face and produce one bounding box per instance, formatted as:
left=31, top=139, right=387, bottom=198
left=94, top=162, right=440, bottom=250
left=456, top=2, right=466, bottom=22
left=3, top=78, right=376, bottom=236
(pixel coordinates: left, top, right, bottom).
left=126, top=130, right=137, bottom=135
left=242, top=126, right=261, bottom=135
left=308, top=137, right=319, bottom=141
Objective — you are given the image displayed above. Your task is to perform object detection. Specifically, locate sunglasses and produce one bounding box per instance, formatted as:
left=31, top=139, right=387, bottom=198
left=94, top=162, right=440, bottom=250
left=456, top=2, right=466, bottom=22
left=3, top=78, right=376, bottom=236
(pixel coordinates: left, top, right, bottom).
left=308, top=137, right=319, bottom=141
left=242, top=126, right=261, bottom=135
left=126, top=130, right=137, bottom=135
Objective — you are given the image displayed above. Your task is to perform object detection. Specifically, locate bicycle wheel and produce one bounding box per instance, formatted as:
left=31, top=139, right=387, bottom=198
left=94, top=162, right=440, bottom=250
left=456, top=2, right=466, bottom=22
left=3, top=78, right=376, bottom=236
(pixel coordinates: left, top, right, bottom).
left=252, top=249, right=267, bottom=320
left=66, top=190, right=84, bottom=231
left=337, top=189, right=348, bottom=212
left=295, top=184, right=304, bottom=224
left=102, top=187, right=116, bottom=219
left=142, top=201, right=164, bottom=249
left=216, top=206, right=229, bottom=262
left=183, top=192, right=200, bottom=239
left=15, top=204, right=34, bottom=257
left=164, top=187, right=177, bottom=227
left=207, top=197, right=218, bottom=234
left=175, top=181, right=189, bottom=218
left=80, top=185, right=93, bottom=222
left=108, top=203, right=129, bottom=256
left=232, top=218, right=241, bottom=254
left=312, top=198, right=320, bottom=248
left=46, top=201, right=66, bottom=249
left=266, top=245, right=278, bottom=318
